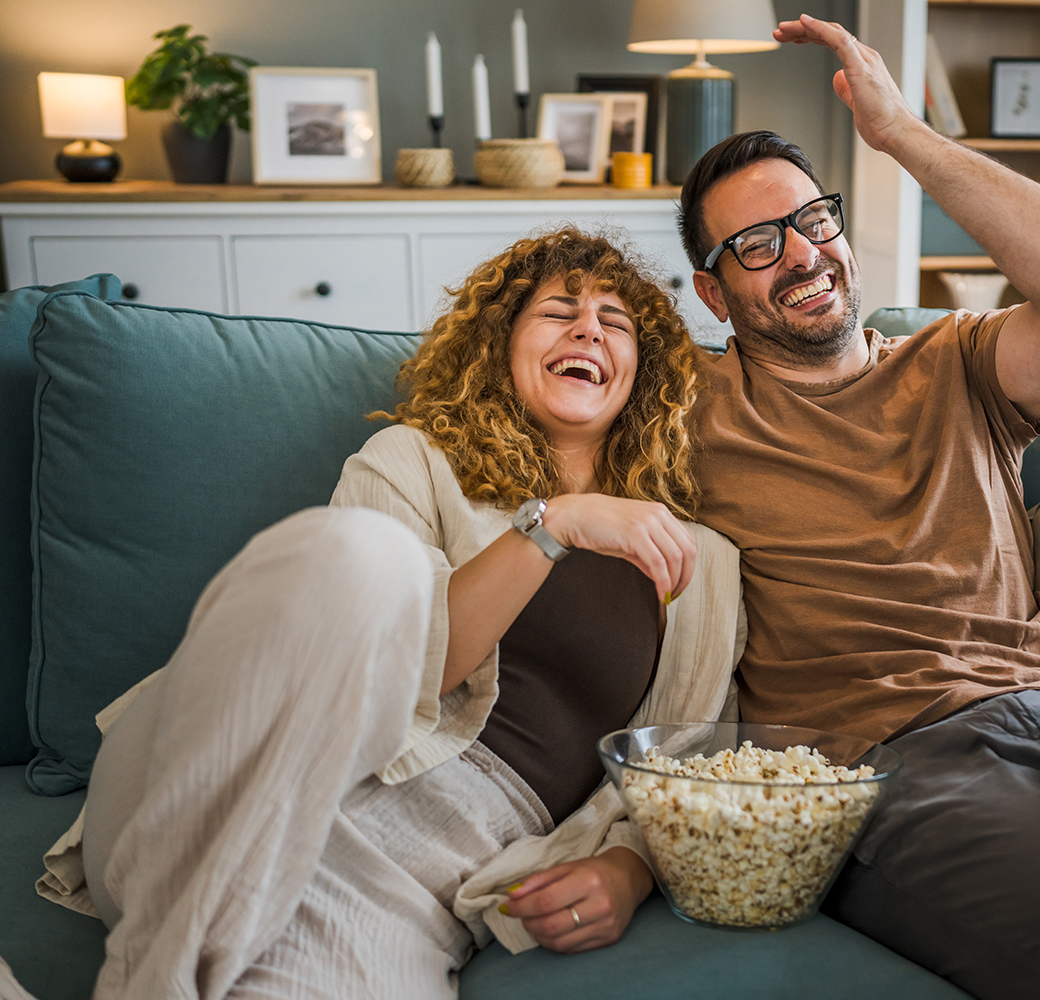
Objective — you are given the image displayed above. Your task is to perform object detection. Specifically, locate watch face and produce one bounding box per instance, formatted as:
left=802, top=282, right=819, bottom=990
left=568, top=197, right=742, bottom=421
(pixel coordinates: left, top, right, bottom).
left=514, top=497, right=546, bottom=531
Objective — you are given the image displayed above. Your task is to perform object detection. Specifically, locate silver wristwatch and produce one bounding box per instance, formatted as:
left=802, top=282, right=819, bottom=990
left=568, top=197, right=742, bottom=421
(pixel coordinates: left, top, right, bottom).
left=512, top=498, right=571, bottom=562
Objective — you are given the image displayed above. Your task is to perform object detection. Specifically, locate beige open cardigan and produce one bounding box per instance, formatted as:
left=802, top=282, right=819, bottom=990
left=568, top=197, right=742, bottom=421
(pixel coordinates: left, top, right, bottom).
left=36, top=425, right=746, bottom=956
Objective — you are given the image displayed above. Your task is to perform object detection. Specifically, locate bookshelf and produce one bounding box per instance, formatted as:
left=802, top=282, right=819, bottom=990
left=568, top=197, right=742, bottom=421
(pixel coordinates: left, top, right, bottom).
left=922, top=0, right=1040, bottom=307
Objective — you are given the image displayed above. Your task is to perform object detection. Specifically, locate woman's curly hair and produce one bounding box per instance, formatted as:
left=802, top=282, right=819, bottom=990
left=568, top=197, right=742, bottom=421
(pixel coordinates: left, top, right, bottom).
left=374, top=226, right=706, bottom=519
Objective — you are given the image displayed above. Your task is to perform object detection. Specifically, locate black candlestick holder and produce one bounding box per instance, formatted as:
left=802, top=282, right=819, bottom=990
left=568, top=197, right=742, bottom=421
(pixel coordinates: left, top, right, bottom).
left=428, top=115, right=444, bottom=148
left=515, top=93, right=530, bottom=139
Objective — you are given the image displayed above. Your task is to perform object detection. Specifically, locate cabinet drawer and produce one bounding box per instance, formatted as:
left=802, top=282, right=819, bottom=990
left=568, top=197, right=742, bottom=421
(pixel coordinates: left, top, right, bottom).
left=417, top=232, right=519, bottom=327
left=233, top=235, right=412, bottom=330
left=627, top=229, right=732, bottom=346
left=31, top=236, right=226, bottom=312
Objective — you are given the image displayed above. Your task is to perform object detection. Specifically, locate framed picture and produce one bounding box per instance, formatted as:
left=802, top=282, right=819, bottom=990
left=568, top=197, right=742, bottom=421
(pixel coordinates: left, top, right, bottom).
left=577, top=74, right=662, bottom=168
left=250, top=67, right=381, bottom=184
left=600, top=93, right=648, bottom=163
left=537, top=93, right=612, bottom=183
left=991, top=58, right=1040, bottom=138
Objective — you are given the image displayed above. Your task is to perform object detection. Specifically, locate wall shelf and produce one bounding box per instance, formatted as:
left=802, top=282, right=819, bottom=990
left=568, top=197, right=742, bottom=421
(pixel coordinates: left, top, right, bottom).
left=930, top=1, right=1040, bottom=8
left=920, top=255, right=997, bottom=270
left=961, top=138, right=1040, bottom=151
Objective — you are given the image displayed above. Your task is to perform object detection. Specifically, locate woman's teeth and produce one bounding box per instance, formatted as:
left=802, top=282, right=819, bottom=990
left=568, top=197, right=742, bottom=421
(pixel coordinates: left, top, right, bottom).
left=549, top=358, right=603, bottom=384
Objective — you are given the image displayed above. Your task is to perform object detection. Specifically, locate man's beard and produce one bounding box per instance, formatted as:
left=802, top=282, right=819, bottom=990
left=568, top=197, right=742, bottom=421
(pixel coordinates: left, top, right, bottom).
left=719, top=254, right=862, bottom=370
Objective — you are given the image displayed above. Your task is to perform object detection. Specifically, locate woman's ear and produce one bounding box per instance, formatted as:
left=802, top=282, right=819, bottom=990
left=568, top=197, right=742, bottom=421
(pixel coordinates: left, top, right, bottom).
left=692, top=271, right=730, bottom=323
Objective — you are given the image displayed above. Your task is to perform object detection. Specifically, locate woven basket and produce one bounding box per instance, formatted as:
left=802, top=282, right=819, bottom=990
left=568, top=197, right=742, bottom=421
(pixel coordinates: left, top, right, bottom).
left=395, top=148, right=455, bottom=188
left=474, top=139, right=565, bottom=188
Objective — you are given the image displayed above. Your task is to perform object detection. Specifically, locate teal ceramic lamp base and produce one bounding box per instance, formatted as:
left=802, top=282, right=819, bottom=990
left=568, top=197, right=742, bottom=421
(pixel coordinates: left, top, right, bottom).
left=665, top=66, right=733, bottom=185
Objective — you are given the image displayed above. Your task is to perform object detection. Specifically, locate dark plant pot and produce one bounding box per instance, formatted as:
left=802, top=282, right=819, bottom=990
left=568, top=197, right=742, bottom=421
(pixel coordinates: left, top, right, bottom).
left=161, top=120, right=231, bottom=184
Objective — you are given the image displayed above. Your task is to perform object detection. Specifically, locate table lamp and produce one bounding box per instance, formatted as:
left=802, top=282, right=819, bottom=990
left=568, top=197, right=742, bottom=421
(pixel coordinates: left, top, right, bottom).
left=627, top=0, right=779, bottom=184
left=38, top=72, right=127, bottom=182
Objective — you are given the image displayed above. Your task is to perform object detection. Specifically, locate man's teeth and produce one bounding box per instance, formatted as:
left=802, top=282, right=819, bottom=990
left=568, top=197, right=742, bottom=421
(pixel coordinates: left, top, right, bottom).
left=781, top=275, right=833, bottom=307
left=549, top=359, right=603, bottom=384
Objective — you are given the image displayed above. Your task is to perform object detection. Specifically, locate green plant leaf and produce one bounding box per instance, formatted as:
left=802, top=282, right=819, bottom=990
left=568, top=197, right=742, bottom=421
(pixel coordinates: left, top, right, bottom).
left=126, top=24, right=254, bottom=132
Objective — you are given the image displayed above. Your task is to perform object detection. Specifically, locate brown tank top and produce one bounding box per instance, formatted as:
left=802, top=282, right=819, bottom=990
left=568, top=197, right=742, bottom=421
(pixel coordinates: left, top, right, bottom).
left=478, top=549, right=661, bottom=825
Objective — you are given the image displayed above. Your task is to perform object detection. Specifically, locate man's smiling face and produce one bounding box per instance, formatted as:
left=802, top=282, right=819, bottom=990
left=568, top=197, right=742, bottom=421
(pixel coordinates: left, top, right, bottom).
left=694, top=158, right=863, bottom=370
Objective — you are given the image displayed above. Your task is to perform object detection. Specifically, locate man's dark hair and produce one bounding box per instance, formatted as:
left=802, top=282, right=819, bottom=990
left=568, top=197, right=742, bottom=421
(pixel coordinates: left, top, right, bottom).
left=678, top=131, right=824, bottom=271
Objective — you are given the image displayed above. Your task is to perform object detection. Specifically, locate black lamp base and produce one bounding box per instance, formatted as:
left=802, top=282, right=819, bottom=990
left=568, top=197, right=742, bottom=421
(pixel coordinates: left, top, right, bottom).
left=665, top=69, right=733, bottom=186
left=55, top=140, right=121, bottom=183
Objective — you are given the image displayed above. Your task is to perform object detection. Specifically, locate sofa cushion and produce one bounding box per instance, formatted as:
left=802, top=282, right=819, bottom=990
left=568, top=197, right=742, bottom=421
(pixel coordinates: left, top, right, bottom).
left=0, top=759, right=969, bottom=1000
left=460, top=892, right=971, bottom=999
left=0, top=276, right=122, bottom=767
left=26, top=291, right=420, bottom=794
left=0, top=766, right=103, bottom=1000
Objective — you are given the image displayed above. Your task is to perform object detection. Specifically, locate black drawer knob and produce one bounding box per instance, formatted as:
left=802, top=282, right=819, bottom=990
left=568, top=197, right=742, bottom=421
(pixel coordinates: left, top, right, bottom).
left=315, top=282, right=332, bottom=297
left=121, top=282, right=140, bottom=300
left=669, top=275, right=684, bottom=290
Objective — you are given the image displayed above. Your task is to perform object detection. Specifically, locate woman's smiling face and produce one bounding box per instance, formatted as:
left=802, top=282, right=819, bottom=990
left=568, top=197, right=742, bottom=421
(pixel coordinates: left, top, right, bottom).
left=509, top=275, right=638, bottom=449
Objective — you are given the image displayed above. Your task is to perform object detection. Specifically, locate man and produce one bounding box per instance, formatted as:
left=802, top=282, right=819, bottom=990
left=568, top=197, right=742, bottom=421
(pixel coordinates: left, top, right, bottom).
left=679, top=14, right=1039, bottom=1000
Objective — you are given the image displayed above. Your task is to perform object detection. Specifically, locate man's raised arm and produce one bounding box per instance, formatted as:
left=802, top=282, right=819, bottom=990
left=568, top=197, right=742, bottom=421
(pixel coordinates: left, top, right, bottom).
left=777, top=13, right=1040, bottom=422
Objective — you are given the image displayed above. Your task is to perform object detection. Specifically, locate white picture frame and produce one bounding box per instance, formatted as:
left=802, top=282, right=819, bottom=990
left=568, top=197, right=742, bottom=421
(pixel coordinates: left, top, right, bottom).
left=250, top=67, right=381, bottom=185
left=991, top=58, right=1040, bottom=139
left=536, top=93, right=612, bottom=183
left=601, top=92, right=648, bottom=162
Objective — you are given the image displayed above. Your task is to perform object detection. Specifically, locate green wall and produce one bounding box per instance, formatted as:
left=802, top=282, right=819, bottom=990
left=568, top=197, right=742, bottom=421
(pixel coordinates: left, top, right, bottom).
left=0, top=0, right=856, bottom=191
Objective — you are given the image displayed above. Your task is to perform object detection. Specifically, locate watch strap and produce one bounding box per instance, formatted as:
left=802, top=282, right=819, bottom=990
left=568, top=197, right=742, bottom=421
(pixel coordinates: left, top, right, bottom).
left=526, top=522, right=570, bottom=562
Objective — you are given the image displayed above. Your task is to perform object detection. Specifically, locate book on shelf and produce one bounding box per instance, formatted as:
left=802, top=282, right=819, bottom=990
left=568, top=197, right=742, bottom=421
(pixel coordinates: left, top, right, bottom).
left=924, top=33, right=967, bottom=138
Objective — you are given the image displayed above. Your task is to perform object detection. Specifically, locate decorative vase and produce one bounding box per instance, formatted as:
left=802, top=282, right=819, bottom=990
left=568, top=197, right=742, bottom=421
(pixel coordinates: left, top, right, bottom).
left=474, top=139, right=565, bottom=188
left=935, top=270, right=1009, bottom=312
left=395, top=148, right=455, bottom=188
left=161, top=120, right=232, bottom=184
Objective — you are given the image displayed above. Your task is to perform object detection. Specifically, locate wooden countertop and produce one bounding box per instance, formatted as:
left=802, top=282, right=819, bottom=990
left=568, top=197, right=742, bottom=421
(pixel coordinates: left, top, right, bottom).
left=0, top=179, right=683, bottom=204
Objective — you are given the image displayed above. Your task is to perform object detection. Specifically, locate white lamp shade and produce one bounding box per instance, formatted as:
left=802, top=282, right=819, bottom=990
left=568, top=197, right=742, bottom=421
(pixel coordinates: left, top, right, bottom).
left=38, top=73, right=127, bottom=141
left=628, top=0, right=780, bottom=54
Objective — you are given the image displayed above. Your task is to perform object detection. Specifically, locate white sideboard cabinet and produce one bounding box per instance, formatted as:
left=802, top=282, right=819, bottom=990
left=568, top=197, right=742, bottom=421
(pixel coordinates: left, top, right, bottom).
left=0, top=181, right=731, bottom=344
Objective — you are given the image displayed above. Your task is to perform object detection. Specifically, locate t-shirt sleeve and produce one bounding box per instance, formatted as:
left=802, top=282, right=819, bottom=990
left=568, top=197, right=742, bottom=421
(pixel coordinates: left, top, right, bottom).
left=959, top=306, right=1040, bottom=456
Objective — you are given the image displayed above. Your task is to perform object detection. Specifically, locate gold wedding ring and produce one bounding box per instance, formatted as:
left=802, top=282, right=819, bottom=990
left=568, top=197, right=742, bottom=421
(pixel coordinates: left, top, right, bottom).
left=570, top=905, right=581, bottom=927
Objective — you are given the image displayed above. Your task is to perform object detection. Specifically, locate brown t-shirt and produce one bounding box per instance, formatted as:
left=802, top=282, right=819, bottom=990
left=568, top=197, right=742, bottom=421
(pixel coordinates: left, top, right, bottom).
left=692, top=309, right=1040, bottom=742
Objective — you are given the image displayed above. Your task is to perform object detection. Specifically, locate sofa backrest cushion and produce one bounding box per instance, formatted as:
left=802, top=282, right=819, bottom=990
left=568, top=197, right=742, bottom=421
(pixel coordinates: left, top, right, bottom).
left=0, top=275, right=122, bottom=767
left=27, top=290, right=420, bottom=794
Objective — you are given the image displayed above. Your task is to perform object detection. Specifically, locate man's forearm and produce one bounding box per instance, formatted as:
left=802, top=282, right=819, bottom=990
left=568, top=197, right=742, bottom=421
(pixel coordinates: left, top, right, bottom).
left=882, top=116, right=1040, bottom=304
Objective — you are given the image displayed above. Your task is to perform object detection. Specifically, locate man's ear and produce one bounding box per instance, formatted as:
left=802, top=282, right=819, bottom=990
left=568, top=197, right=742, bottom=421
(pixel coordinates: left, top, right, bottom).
left=693, top=271, right=730, bottom=323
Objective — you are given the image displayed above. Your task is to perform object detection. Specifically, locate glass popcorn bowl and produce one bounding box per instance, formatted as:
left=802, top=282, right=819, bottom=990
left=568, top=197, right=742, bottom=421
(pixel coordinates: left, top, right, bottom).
left=598, top=722, right=902, bottom=930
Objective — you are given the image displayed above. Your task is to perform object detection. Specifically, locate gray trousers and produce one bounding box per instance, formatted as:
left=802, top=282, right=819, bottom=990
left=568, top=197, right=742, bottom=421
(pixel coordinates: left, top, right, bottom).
left=823, top=689, right=1040, bottom=1000
left=82, top=506, right=549, bottom=1000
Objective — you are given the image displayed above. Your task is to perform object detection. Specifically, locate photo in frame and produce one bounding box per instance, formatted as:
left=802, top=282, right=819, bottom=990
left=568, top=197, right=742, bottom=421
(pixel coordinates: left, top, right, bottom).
left=537, top=93, right=612, bottom=183
left=577, top=74, right=661, bottom=170
left=991, top=58, right=1040, bottom=138
left=599, top=93, right=648, bottom=162
left=250, top=67, right=381, bottom=184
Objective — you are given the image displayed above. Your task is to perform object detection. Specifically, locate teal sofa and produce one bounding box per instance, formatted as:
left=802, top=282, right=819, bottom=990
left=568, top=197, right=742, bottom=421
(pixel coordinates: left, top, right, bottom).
left=0, top=278, right=996, bottom=999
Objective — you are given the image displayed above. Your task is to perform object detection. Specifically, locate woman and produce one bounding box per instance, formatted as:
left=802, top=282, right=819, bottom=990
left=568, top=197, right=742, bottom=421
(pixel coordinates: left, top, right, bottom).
left=79, top=228, right=744, bottom=999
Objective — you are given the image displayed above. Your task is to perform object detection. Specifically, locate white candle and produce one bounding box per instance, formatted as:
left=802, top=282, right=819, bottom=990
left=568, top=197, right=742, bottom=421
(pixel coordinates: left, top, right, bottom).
left=512, top=10, right=529, bottom=95
left=425, top=32, right=443, bottom=119
left=473, top=54, right=491, bottom=141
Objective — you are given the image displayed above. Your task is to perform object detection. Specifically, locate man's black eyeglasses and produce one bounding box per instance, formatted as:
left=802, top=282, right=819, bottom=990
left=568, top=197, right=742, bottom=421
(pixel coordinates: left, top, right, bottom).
left=703, top=193, right=845, bottom=272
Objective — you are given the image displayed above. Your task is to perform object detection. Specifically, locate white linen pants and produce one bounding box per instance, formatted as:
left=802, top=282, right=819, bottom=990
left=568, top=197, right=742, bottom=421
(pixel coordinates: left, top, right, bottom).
left=81, top=506, right=549, bottom=1000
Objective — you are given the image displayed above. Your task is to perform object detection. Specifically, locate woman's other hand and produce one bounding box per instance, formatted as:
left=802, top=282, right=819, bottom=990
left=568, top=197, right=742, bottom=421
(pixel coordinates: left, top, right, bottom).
left=543, top=494, right=697, bottom=604
left=498, top=847, right=654, bottom=953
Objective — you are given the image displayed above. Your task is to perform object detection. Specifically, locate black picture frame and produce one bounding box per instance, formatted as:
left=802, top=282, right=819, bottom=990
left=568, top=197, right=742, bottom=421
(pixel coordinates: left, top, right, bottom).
left=576, top=74, right=662, bottom=169
left=991, top=58, right=1040, bottom=139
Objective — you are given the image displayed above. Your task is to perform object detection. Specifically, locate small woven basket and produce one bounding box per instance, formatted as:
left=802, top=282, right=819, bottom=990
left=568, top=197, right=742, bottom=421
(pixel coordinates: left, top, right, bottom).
left=474, top=139, right=565, bottom=188
left=395, top=148, right=455, bottom=188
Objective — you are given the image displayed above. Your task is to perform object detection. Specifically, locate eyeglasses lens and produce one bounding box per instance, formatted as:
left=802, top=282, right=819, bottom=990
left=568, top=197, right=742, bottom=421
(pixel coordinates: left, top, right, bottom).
left=733, top=198, right=843, bottom=269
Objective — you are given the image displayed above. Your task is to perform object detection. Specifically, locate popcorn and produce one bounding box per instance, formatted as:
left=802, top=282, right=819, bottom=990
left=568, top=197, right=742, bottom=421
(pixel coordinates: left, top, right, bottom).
left=621, top=740, right=880, bottom=927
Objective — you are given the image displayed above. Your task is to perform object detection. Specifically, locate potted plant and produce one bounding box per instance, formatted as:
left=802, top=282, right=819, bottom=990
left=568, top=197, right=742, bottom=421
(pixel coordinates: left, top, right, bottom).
left=126, top=25, right=256, bottom=184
